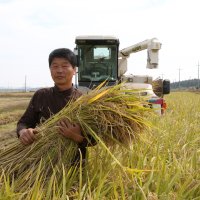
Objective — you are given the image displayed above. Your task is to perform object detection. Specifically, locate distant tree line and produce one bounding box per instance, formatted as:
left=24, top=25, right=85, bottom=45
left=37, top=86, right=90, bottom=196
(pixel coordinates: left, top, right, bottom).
left=170, top=78, right=200, bottom=89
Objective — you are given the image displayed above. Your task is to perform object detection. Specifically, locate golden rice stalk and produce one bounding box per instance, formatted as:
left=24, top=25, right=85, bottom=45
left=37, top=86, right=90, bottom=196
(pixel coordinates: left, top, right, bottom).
left=0, top=82, right=153, bottom=192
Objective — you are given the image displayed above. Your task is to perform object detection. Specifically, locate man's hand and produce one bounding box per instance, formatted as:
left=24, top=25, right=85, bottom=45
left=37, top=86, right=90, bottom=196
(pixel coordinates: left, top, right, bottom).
left=57, top=119, right=84, bottom=143
left=19, top=128, right=37, bottom=145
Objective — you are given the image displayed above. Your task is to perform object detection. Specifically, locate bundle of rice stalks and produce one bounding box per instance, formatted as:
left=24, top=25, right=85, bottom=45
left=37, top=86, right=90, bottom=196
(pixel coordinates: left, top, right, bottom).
left=0, top=82, right=153, bottom=192
left=152, top=78, right=164, bottom=97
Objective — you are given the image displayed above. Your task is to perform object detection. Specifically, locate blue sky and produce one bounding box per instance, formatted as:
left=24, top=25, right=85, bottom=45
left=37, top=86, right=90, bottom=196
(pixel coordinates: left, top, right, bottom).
left=0, top=0, right=200, bottom=88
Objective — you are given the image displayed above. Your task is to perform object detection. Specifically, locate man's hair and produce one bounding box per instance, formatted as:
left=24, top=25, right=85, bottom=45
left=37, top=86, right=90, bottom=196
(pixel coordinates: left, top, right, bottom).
left=48, top=48, right=77, bottom=68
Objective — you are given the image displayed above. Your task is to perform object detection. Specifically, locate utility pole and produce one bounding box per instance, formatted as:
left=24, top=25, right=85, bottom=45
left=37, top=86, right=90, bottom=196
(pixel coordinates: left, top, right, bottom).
left=178, top=68, right=182, bottom=89
left=198, top=61, right=200, bottom=89
left=25, top=75, right=27, bottom=92
left=160, top=73, right=164, bottom=79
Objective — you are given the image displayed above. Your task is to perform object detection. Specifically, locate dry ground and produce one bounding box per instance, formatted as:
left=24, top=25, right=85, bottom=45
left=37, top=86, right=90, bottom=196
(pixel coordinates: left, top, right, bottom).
left=0, top=92, right=33, bottom=147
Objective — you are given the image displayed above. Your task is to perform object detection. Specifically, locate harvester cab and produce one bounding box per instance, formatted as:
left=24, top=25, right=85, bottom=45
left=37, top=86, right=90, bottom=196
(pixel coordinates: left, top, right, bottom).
left=74, top=36, right=119, bottom=89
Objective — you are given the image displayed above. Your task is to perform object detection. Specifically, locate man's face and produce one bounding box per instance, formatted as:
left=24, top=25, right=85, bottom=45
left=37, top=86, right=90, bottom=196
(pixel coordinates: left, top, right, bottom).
left=50, top=57, right=76, bottom=87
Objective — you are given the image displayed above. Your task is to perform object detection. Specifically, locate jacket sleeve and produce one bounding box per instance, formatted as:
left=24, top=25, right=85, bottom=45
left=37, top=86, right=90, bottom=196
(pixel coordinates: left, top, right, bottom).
left=78, top=133, right=97, bottom=148
left=16, top=92, right=39, bottom=137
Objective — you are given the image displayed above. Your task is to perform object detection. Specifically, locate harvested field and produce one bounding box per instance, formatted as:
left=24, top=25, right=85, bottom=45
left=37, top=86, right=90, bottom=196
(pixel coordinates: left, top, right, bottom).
left=0, top=92, right=33, bottom=140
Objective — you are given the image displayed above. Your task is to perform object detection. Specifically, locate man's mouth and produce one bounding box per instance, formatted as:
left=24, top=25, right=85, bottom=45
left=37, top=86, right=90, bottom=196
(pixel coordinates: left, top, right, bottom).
left=56, top=76, right=64, bottom=79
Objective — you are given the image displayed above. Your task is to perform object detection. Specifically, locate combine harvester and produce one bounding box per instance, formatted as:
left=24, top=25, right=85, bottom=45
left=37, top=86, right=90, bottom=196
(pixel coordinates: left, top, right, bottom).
left=73, top=36, right=170, bottom=114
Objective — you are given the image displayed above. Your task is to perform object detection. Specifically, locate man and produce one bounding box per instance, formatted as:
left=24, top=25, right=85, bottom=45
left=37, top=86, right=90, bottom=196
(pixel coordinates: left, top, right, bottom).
left=17, top=48, right=91, bottom=161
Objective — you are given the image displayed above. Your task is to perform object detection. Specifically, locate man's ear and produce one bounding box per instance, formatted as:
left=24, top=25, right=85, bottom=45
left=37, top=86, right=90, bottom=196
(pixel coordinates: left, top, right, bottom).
left=73, top=67, right=76, bottom=75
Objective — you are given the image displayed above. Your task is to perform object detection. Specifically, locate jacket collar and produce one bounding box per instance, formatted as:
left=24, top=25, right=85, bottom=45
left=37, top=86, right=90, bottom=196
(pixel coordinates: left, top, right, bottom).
left=53, top=84, right=74, bottom=95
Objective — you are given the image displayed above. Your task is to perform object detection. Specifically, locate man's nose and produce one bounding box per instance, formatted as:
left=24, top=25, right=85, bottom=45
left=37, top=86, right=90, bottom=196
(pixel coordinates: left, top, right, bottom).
left=56, top=66, right=63, bottom=72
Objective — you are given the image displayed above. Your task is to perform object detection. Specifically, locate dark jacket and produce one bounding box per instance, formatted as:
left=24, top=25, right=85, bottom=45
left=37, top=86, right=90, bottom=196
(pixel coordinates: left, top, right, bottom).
left=17, top=85, right=90, bottom=161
